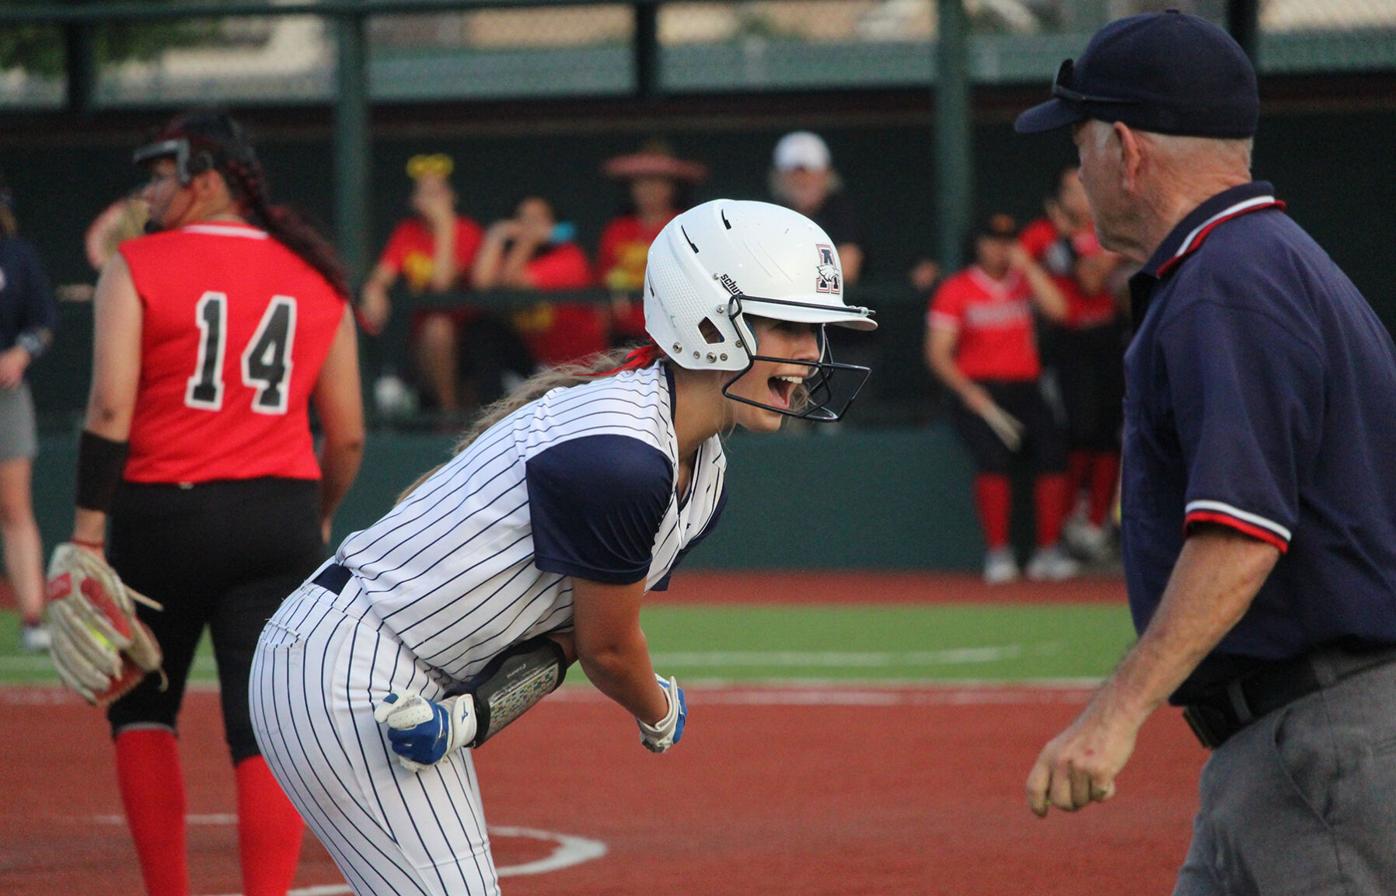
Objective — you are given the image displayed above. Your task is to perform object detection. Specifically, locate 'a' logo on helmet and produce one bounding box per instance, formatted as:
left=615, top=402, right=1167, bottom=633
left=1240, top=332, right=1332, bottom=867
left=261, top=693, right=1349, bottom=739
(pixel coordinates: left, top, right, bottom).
left=815, top=244, right=841, bottom=295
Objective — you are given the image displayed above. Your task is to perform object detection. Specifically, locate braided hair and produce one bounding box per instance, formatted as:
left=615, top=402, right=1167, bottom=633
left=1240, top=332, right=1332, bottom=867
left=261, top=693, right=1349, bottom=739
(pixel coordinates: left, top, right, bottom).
left=146, top=110, right=349, bottom=298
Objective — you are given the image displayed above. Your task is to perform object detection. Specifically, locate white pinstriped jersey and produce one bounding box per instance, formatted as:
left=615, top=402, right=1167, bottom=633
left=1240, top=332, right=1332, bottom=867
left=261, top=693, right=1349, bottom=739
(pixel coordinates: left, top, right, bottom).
left=335, top=363, right=726, bottom=685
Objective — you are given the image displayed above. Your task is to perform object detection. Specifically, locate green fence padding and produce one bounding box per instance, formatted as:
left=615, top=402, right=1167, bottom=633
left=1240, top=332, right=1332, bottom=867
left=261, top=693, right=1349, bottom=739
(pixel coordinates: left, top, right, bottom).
left=29, top=425, right=988, bottom=572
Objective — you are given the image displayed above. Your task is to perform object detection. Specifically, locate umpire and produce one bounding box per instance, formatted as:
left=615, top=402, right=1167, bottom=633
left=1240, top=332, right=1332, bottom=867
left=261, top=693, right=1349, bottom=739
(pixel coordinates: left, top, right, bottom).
left=1015, top=11, right=1396, bottom=895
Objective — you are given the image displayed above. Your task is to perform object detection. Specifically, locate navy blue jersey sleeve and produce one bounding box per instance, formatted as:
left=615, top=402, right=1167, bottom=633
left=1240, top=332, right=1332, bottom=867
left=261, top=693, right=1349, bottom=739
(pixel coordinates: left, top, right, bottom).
left=526, top=434, right=673, bottom=584
left=1160, top=297, right=1323, bottom=551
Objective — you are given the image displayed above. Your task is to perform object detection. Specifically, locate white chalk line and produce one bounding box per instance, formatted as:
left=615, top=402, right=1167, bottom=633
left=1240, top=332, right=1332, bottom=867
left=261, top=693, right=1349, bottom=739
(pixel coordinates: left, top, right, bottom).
left=84, top=817, right=606, bottom=894
left=0, top=642, right=1059, bottom=677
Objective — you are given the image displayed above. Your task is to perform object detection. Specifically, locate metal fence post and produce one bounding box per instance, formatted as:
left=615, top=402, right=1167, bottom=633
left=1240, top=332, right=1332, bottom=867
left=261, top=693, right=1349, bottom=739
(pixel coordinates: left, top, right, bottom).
left=63, top=1, right=96, bottom=114
left=334, top=2, right=371, bottom=289
left=634, top=1, right=659, bottom=100
left=1227, top=0, right=1260, bottom=64
left=935, top=0, right=972, bottom=272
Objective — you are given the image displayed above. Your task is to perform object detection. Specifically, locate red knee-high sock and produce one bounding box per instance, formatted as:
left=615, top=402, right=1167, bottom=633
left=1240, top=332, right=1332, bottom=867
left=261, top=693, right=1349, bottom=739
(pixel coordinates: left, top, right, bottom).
left=1066, top=449, right=1091, bottom=516
left=115, top=727, right=188, bottom=896
left=1088, top=451, right=1121, bottom=526
left=1034, top=474, right=1070, bottom=547
left=236, top=756, right=304, bottom=896
left=974, top=474, right=1011, bottom=549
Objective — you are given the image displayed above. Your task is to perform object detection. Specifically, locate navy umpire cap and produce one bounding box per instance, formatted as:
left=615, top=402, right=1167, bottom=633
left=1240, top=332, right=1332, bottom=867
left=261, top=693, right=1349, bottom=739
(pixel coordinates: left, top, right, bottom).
left=1014, top=10, right=1258, bottom=138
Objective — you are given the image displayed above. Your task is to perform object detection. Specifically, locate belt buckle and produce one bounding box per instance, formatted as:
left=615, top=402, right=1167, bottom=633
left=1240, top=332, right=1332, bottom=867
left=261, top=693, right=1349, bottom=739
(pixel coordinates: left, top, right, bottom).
left=1182, top=703, right=1232, bottom=750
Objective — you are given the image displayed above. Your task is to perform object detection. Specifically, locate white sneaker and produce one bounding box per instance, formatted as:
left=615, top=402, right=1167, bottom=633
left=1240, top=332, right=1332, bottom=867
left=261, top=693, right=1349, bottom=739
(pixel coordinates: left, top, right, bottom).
left=1064, top=521, right=1111, bottom=562
left=1026, top=546, right=1081, bottom=582
left=20, top=623, right=51, bottom=652
left=983, top=548, right=1020, bottom=585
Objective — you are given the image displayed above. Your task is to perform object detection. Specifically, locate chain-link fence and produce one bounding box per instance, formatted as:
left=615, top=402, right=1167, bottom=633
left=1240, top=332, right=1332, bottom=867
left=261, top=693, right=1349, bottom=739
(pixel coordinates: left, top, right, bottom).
left=2, top=1, right=1393, bottom=109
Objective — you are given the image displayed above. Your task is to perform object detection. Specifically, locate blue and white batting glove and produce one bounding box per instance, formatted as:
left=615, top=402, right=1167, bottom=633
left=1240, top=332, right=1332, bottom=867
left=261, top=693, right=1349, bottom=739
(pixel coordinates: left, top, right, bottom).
left=372, top=690, right=478, bottom=773
left=637, top=674, right=686, bottom=753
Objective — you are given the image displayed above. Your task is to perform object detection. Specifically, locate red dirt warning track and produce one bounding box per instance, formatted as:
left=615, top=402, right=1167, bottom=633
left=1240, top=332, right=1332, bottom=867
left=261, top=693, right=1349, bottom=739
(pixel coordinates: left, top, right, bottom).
left=0, top=684, right=1203, bottom=895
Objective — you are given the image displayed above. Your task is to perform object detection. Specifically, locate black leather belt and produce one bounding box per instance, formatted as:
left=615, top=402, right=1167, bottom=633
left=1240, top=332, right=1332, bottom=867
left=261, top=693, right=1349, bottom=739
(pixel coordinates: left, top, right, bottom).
left=1183, top=643, right=1396, bottom=750
left=312, top=562, right=352, bottom=595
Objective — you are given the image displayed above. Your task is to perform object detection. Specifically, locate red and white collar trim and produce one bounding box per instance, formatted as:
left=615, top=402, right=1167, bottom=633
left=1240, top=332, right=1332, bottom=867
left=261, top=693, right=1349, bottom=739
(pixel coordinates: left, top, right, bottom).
left=1156, top=195, right=1284, bottom=277
left=967, top=265, right=1024, bottom=297
left=181, top=223, right=269, bottom=239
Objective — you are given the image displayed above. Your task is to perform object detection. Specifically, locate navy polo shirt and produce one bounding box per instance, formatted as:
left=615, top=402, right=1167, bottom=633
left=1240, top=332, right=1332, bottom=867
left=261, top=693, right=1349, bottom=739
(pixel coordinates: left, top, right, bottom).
left=1121, top=181, right=1396, bottom=702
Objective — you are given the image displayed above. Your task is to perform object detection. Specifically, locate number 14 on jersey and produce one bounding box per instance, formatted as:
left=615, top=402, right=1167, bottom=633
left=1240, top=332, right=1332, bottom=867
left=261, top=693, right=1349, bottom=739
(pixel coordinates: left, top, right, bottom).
left=186, top=291, right=297, bottom=415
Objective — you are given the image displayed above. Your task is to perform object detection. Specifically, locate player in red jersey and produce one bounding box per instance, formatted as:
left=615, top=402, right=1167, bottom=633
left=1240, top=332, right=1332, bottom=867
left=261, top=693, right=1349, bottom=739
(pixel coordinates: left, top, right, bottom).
left=63, top=110, right=364, bottom=896
left=925, top=213, right=1078, bottom=584
left=1020, top=166, right=1126, bottom=560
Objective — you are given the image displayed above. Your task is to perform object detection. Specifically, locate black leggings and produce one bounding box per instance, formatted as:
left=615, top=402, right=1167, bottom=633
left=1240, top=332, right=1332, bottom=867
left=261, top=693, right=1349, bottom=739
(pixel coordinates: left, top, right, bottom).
left=949, top=379, right=1067, bottom=474
left=105, top=477, right=324, bottom=763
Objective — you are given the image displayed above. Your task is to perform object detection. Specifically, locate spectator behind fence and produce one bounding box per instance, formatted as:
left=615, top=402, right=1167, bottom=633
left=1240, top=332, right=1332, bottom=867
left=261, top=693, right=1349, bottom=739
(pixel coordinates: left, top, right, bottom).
left=598, top=141, right=707, bottom=345
left=473, top=196, right=597, bottom=369
left=769, top=131, right=864, bottom=284
left=0, top=171, right=57, bottom=652
left=359, top=153, right=490, bottom=415
left=1021, top=165, right=1126, bottom=561
left=924, top=213, right=1079, bottom=584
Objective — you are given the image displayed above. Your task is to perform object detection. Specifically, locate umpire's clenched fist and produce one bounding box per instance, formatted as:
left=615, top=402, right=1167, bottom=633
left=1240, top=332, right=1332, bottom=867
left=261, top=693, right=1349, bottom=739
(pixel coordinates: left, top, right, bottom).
left=1025, top=685, right=1144, bottom=816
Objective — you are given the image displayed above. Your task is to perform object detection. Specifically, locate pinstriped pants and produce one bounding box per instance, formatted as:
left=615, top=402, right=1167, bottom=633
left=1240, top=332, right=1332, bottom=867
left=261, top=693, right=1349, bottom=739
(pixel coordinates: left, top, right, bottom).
left=250, top=576, right=501, bottom=896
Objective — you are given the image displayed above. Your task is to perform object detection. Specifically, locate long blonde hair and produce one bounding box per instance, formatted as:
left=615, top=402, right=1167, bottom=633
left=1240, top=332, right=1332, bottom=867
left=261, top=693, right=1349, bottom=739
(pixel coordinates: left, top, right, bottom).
left=397, top=345, right=663, bottom=501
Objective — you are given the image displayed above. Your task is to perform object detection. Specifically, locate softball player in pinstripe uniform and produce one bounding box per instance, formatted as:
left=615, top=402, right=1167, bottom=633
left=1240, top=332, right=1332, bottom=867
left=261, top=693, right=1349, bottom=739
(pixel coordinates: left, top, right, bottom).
left=249, top=200, right=876, bottom=894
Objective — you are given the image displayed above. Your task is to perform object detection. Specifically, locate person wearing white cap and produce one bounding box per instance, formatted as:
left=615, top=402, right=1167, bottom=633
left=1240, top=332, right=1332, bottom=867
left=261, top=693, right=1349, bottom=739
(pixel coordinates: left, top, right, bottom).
left=770, top=131, right=864, bottom=284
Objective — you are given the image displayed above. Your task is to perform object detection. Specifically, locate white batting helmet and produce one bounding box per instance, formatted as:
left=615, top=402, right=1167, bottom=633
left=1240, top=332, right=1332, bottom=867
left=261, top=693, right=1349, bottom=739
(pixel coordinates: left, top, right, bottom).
left=642, top=199, right=877, bottom=421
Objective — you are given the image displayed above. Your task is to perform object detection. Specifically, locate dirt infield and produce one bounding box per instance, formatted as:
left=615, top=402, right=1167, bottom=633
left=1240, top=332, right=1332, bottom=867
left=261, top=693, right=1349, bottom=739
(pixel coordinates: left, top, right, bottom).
left=0, top=684, right=1203, bottom=895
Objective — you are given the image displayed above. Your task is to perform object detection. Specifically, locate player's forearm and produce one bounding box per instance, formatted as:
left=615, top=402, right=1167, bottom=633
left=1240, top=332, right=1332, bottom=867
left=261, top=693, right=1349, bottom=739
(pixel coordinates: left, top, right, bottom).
left=1021, top=262, right=1069, bottom=322
left=317, top=437, right=364, bottom=524
left=927, top=339, right=973, bottom=398
left=578, top=638, right=668, bottom=725
left=1096, top=528, right=1279, bottom=725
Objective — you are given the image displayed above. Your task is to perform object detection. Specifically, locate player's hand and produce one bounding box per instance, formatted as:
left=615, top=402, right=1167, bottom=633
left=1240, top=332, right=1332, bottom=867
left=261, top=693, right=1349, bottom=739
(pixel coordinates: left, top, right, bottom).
left=1025, top=695, right=1141, bottom=817
left=373, top=690, right=478, bottom=773
left=358, top=290, right=390, bottom=335
left=637, top=674, right=686, bottom=753
left=1006, top=242, right=1035, bottom=272
left=487, top=220, right=520, bottom=243
left=0, top=346, right=30, bottom=389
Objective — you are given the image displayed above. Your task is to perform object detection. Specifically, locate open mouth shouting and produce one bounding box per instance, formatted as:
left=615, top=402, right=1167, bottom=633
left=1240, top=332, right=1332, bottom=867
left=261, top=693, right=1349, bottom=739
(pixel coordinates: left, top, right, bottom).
left=767, top=372, right=807, bottom=411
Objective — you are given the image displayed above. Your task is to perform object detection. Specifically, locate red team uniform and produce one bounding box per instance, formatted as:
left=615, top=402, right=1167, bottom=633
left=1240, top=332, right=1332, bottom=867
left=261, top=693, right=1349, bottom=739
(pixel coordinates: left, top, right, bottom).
left=106, top=221, right=351, bottom=896
left=1019, top=218, right=1118, bottom=328
left=928, top=266, right=1042, bottom=382
left=929, top=265, right=1068, bottom=556
left=509, top=242, right=599, bottom=367
left=120, top=222, right=344, bottom=483
left=375, top=215, right=485, bottom=335
left=1020, top=217, right=1124, bottom=535
left=598, top=213, right=674, bottom=340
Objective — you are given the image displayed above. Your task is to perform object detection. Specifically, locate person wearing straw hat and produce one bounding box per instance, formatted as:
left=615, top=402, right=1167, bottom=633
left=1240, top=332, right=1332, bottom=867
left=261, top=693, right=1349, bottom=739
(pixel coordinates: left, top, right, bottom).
left=598, top=141, right=707, bottom=343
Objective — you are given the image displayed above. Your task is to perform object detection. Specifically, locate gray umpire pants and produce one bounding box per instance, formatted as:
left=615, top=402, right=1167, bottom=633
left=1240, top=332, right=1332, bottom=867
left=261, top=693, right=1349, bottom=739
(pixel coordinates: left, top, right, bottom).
left=1174, top=659, right=1396, bottom=895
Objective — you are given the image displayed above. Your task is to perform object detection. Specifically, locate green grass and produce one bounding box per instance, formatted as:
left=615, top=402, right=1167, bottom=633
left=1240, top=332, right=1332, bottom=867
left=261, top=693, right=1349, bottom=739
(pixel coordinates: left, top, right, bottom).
left=1, top=603, right=1135, bottom=687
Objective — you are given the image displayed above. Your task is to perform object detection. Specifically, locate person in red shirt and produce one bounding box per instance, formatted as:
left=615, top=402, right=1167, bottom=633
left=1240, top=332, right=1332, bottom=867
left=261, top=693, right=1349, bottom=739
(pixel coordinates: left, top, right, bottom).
left=359, top=154, right=488, bottom=415
left=925, top=213, right=1079, bottom=584
left=597, top=141, right=707, bottom=342
left=472, top=196, right=597, bottom=368
left=1020, top=165, right=1126, bottom=560
left=61, top=110, right=364, bottom=896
